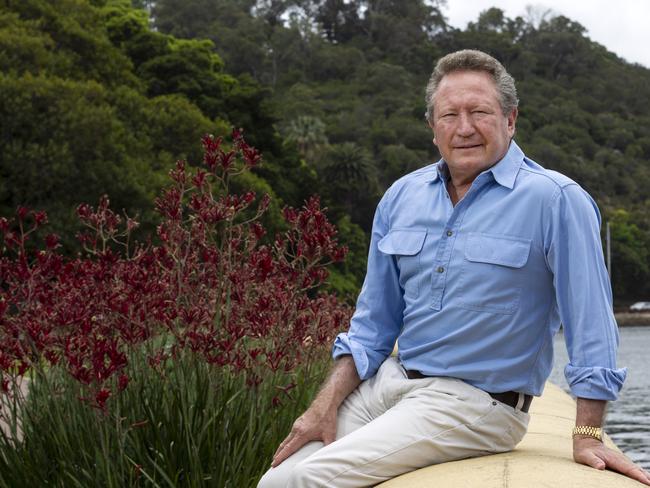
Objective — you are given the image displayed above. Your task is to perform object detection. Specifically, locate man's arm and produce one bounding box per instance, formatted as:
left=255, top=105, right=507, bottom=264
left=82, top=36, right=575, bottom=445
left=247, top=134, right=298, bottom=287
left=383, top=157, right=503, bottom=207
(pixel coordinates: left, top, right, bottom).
left=544, top=184, right=647, bottom=482
left=573, top=398, right=650, bottom=485
left=270, top=195, right=403, bottom=467
left=271, top=355, right=361, bottom=467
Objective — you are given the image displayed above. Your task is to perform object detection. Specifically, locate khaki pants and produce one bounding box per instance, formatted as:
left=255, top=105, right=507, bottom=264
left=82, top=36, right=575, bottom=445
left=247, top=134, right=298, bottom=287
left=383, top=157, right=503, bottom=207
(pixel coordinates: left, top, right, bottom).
left=258, top=357, right=530, bottom=488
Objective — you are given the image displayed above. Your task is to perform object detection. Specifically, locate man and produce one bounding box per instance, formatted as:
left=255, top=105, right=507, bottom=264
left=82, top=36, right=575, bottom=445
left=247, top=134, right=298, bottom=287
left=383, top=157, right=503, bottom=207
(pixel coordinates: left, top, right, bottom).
left=258, top=50, right=650, bottom=487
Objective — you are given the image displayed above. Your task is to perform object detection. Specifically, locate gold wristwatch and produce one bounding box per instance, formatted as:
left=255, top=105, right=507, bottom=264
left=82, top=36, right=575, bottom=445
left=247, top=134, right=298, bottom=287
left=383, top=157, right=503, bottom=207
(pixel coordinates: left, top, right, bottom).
left=572, top=425, right=603, bottom=441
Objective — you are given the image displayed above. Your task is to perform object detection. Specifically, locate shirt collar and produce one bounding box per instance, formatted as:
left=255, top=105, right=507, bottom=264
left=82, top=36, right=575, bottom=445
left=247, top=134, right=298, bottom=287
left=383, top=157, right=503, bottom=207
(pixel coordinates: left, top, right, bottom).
left=488, top=140, right=524, bottom=189
left=425, top=163, right=447, bottom=184
left=426, top=140, right=524, bottom=189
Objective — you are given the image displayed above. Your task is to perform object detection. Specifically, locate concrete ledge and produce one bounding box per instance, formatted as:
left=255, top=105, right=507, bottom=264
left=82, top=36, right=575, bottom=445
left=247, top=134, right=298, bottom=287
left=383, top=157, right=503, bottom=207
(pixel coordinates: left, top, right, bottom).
left=378, top=382, right=643, bottom=487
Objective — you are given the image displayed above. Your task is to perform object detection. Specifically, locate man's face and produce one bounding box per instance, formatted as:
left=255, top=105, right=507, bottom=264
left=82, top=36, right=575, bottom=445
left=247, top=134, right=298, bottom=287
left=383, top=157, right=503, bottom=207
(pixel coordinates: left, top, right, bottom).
left=430, top=70, right=517, bottom=178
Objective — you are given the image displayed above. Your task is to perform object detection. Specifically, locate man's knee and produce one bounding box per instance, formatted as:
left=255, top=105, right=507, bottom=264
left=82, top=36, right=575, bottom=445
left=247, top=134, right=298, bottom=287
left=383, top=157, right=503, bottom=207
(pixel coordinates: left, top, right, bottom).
left=257, top=466, right=288, bottom=488
left=257, top=441, right=327, bottom=488
left=257, top=459, right=326, bottom=488
left=286, top=458, right=330, bottom=487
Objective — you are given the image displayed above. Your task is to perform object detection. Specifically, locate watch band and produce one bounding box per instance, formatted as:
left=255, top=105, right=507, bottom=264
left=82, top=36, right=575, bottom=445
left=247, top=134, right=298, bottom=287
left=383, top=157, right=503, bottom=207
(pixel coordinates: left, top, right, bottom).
left=572, top=425, right=603, bottom=441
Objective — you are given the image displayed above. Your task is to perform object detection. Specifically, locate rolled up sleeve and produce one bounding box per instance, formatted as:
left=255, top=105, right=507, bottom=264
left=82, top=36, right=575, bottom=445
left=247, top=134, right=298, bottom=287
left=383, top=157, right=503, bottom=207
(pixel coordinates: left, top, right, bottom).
left=546, top=184, right=627, bottom=400
left=564, top=365, right=626, bottom=400
left=332, top=198, right=404, bottom=380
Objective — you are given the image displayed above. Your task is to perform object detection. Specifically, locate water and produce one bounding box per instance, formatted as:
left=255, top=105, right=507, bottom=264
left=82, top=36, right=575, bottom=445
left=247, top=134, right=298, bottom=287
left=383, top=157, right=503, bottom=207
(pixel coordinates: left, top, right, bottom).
left=549, top=325, right=650, bottom=470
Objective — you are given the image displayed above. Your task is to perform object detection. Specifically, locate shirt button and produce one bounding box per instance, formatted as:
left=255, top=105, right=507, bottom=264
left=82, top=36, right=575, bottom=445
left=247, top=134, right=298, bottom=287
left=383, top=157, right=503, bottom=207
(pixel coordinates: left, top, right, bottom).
left=446, top=230, right=453, bottom=237
left=437, top=266, right=445, bottom=273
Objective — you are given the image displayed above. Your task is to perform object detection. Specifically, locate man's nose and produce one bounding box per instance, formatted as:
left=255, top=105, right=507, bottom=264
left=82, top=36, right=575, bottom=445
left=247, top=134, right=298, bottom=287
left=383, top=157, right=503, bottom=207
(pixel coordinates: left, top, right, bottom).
left=456, top=113, right=475, bottom=136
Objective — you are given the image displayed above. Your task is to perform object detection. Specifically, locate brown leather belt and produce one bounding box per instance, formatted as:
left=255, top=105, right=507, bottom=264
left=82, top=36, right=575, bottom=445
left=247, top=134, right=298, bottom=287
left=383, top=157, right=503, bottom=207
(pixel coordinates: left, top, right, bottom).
left=405, top=370, right=533, bottom=413
left=488, top=390, right=533, bottom=413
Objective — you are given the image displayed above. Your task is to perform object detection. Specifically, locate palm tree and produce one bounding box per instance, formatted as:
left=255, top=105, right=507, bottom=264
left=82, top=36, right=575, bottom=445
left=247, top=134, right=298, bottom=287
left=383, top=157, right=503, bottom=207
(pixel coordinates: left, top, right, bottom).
left=320, top=142, right=380, bottom=229
left=284, top=116, right=329, bottom=163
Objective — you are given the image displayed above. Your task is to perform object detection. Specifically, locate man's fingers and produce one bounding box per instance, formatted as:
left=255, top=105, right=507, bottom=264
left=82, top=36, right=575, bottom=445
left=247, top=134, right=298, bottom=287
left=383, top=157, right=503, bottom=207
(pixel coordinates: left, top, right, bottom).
left=270, top=406, right=339, bottom=468
left=580, top=445, right=650, bottom=487
left=582, top=452, right=606, bottom=470
left=272, top=432, right=293, bottom=460
left=642, top=469, right=650, bottom=486
left=627, top=466, right=650, bottom=486
left=604, top=452, right=650, bottom=486
left=615, top=461, right=650, bottom=485
left=322, top=430, right=335, bottom=446
left=272, top=435, right=305, bottom=467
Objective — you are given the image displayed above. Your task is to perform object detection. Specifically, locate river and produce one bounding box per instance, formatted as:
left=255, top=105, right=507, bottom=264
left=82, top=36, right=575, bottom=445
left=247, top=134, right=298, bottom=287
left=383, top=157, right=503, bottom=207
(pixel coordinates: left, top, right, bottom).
left=549, top=325, right=650, bottom=470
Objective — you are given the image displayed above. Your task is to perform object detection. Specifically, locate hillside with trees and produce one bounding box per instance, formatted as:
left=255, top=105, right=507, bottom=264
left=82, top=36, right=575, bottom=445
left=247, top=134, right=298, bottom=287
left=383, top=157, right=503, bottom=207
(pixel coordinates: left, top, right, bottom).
left=2, top=0, right=650, bottom=299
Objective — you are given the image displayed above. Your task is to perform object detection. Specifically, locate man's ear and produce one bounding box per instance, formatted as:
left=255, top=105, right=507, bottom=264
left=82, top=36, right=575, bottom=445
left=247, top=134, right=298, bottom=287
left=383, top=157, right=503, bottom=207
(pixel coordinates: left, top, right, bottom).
left=507, top=108, right=518, bottom=136
left=428, top=119, right=437, bottom=146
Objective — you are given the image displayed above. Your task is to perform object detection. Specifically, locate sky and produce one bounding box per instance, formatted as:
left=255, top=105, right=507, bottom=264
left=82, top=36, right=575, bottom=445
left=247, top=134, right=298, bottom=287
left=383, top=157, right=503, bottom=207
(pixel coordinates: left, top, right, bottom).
left=442, top=0, right=650, bottom=68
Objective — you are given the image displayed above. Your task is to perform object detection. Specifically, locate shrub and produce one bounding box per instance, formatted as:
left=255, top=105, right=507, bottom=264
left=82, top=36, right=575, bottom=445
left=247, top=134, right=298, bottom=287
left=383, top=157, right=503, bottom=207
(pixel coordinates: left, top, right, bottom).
left=0, top=130, right=352, bottom=486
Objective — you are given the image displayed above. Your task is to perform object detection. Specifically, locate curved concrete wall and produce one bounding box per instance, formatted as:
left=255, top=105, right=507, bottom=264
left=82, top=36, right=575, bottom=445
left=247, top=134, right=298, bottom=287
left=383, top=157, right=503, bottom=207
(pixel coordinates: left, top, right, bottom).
left=379, top=382, right=642, bottom=487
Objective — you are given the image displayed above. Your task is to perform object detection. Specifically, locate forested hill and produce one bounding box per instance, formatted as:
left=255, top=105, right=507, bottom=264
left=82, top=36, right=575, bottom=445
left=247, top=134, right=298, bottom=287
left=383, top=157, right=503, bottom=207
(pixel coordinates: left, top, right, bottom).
left=2, top=0, right=650, bottom=299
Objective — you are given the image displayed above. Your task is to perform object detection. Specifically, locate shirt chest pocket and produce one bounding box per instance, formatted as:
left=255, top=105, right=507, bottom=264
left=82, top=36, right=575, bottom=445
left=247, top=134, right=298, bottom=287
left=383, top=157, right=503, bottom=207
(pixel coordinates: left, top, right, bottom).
left=378, top=229, right=427, bottom=299
left=458, top=233, right=531, bottom=314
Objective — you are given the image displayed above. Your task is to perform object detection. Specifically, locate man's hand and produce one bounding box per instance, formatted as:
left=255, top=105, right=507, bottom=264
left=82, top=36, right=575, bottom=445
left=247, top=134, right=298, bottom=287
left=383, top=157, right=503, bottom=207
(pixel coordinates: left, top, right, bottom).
left=574, top=397, right=650, bottom=485
left=271, top=355, right=362, bottom=468
left=573, top=436, right=650, bottom=485
left=271, top=401, right=337, bottom=467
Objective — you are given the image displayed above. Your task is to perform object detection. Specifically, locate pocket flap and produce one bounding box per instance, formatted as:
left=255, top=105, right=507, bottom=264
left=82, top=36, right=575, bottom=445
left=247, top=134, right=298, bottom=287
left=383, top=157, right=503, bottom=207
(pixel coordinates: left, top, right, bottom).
left=465, top=233, right=531, bottom=268
left=378, top=229, right=427, bottom=256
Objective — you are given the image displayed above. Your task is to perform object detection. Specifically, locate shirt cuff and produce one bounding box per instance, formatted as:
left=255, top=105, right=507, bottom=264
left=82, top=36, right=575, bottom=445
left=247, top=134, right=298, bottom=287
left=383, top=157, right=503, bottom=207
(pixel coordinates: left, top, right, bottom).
left=564, top=364, right=627, bottom=401
left=332, top=333, right=387, bottom=380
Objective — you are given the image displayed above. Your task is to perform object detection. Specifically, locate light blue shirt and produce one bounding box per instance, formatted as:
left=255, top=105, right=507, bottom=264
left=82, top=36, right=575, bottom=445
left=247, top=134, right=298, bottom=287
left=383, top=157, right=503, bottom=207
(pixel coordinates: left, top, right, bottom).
left=333, top=141, right=626, bottom=400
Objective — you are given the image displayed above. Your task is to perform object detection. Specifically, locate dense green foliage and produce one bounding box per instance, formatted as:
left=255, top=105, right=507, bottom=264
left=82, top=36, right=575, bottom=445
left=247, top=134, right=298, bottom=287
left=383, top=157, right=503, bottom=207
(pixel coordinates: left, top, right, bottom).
left=2, top=0, right=650, bottom=298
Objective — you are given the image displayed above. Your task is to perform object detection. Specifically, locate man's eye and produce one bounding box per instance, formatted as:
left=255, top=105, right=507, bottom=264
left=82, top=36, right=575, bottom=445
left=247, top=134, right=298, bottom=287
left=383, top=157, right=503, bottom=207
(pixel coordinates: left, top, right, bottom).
left=441, top=113, right=456, bottom=118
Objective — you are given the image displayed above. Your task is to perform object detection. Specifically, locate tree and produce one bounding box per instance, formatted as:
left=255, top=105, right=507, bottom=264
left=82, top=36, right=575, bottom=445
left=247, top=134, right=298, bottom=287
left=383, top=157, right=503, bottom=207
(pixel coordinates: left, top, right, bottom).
left=318, top=142, right=380, bottom=230
left=283, top=116, right=329, bottom=163
left=0, top=74, right=165, bottom=245
left=607, top=209, right=650, bottom=298
left=4, top=0, right=139, bottom=87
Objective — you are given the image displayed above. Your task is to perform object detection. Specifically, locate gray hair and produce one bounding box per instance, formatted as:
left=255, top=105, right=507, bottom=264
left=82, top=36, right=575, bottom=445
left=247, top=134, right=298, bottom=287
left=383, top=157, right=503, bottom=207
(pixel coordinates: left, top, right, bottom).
left=425, top=50, right=518, bottom=122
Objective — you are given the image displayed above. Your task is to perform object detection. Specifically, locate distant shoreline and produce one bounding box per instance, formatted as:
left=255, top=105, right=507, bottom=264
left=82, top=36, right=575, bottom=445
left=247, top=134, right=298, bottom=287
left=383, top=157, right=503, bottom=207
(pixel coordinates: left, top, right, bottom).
left=615, top=313, right=650, bottom=327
